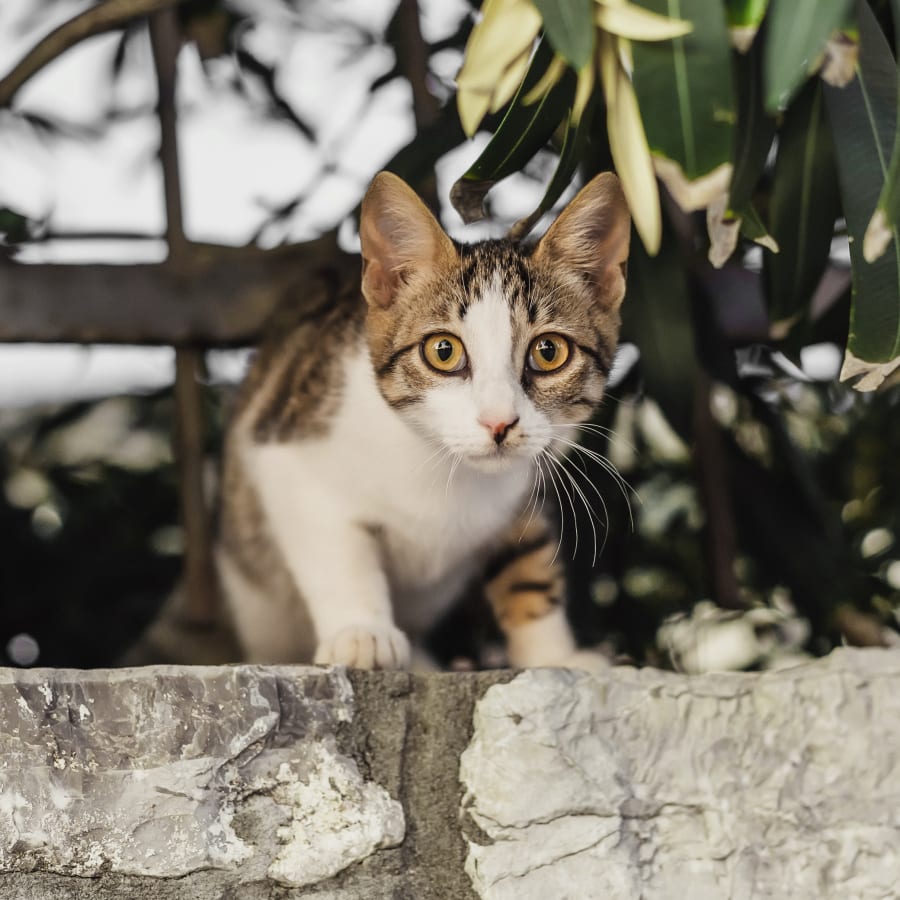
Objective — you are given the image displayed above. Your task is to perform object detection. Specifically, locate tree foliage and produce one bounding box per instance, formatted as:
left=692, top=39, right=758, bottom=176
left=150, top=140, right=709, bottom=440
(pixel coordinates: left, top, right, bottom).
left=454, top=0, right=900, bottom=390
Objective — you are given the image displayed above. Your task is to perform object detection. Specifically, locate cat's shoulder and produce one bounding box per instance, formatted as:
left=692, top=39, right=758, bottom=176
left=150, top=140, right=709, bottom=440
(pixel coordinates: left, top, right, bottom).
left=231, top=266, right=365, bottom=443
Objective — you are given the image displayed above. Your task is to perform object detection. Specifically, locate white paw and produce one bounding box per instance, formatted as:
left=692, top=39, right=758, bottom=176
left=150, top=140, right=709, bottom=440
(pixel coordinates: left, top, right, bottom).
left=314, top=623, right=411, bottom=670
left=561, top=649, right=611, bottom=673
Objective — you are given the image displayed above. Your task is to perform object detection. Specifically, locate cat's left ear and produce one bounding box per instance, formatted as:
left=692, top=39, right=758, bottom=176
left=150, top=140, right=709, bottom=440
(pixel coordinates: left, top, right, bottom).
left=359, top=172, right=456, bottom=308
left=532, top=172, right=631, bottom=309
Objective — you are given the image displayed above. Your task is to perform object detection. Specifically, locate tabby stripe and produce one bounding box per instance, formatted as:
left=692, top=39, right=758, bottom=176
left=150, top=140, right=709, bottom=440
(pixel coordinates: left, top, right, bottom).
left=575, top=342, right=612, bottom=376
left=483, top=534, right=552, bottom=583
left=377, top=342, right=418, bottom=377
left=508, top=580, right=553, bottom=593
left=386, top=393, right=418, bottom=410
left=251, top=342, right=308, bottom=441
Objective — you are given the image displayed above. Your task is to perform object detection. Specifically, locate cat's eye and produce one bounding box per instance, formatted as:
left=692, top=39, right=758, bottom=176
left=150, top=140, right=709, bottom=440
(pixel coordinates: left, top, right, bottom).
left=527, top=333, right=571, bottom=373
left=422, top=333, right=467, bottom=373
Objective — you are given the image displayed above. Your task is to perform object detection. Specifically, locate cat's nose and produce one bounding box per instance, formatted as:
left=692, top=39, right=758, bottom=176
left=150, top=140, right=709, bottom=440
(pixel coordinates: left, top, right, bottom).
left=479, top=415, right=520, bottom=445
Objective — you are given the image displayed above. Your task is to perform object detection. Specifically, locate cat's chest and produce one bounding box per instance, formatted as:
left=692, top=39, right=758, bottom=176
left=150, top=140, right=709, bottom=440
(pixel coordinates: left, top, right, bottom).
left=332, top=416, right=529, bottom=578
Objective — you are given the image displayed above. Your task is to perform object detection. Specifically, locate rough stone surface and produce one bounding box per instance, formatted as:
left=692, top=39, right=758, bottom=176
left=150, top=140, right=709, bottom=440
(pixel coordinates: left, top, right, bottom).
left=0, top=665, right=404, bottom=888
left=3, top=651, right=900, bottom=899
left=0, top=665, right=503, bottom=899
left=460, top=648, right=900, bottom=900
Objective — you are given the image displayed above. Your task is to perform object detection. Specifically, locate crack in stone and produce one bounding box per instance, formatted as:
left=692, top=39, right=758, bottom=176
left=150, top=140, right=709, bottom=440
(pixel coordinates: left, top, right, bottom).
left=488, top=828, right=618, bottom=887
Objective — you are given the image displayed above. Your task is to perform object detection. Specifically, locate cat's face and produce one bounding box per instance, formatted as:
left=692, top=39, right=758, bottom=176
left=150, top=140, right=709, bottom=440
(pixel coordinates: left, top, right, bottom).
left=360, top=172, right=630, bottom=472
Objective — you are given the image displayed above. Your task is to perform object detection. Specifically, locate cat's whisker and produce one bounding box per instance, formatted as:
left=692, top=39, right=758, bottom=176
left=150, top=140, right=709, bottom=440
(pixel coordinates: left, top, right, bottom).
left=548, top=421, right=639, bottom=460
left=412, top=441, right=451, bottom=477
left=535, top=455, right=549, bottom=522
left=519, top=459, right=543, bottom=541
left=542, top=449, right=583, bottom=562
left=539, top=449, right=568, bottom=565
left=570, top=422, right=640, bottom=455
left=547, top=435, right=639, bottom=530
left=445, top=452, right=463, bottom=498
left=553, top=436, right=632, bottom=493
left=554, top=450, right=609, bottom=566
left=568, top=443, right=639, bottom=528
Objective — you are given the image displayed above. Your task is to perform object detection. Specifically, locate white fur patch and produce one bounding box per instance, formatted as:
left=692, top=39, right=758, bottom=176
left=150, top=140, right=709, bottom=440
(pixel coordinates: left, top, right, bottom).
left=240, top=342, right=536, bottom=642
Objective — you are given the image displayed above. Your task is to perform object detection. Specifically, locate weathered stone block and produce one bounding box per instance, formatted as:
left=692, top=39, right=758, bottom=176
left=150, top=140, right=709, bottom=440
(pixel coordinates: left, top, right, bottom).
left=461, top=648, right=900, bottom=900
left=0, top=666, right=402, bottom=886
left=1, top=650, right=899, bottom=899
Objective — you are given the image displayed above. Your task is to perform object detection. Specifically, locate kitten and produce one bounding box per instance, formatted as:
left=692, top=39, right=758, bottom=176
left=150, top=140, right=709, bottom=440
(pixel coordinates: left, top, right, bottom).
left=217, top=170, right=630, bottom=670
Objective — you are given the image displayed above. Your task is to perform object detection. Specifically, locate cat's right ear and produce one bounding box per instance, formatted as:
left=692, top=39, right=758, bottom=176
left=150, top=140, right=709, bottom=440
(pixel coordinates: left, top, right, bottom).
left=360, top=172, right=456, bottom=308
left=532, top=172, right=631, bottom=310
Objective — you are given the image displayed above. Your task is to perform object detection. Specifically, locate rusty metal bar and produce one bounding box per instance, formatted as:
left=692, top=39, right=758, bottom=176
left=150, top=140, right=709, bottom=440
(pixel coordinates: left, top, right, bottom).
left=149, top=7, right=217, bottom=626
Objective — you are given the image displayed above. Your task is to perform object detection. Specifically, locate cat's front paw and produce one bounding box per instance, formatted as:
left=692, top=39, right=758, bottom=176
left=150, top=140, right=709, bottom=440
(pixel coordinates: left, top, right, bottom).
left=314, top=623, right=411, bottom=670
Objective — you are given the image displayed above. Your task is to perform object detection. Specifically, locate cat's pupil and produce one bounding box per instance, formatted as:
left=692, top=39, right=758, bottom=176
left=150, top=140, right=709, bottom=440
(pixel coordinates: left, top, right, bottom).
left=537, top=340, right=556, bottom=362
left=436, top=339, right=453, bottom=361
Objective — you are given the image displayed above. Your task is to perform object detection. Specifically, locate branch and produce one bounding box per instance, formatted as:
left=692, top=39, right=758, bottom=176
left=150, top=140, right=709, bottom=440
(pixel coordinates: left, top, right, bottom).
left=693, top=367, right=750, bottom=611
left=149, top=6, right=219, bottom=627
left=389, top=0, right=441, bottom=212
left=0, top=0, right=184, bottom=107
left=0, top=236, right=345, bottom=344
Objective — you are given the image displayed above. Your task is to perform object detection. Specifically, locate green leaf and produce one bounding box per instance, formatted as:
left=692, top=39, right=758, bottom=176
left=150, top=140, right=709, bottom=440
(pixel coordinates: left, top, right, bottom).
left=509, top=95, right=596, bottom=240
left=531, top=0, right=595, bottom=69
left=0, top=207, right=32, bottom=244
left=824, top=0, right=900, bottom=385
left=725, top=0, right=768, bottom=29
left=763, top=0, right=853, bottom=112
left=764, top=80, right=840, bottom=332
left=737, top=202, right=778, bottom=252
left=729, top=36, right=776, bottom=213
left=450, top=39, right=575, bottom=224
left=630, top=0, right=736, bottom=211
left=863, top=0, right=900, bottom=262
left=621, top=221, right=697, bottom=440
left=725, top=0, right=768, bottom=52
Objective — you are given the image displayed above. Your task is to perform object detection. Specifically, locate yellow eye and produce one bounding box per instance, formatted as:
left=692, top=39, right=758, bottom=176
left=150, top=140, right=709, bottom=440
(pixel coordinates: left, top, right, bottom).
left=528, top=333, right=570, bottom=372
left=422, top=333, right=467, bottom=373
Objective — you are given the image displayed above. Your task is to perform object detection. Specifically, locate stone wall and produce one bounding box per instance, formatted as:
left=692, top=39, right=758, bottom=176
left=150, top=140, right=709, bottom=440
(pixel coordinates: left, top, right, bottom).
left=1, top=649, right=899, bottom=898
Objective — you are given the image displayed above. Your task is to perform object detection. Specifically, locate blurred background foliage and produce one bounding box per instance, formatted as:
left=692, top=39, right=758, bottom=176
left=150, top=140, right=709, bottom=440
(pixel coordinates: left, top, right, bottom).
left=1, top=0, right=899, bottom=671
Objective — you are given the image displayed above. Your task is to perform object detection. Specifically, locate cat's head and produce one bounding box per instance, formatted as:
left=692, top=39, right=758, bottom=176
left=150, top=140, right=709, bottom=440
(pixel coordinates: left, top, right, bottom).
left=359, top=171, right=630, bottom=472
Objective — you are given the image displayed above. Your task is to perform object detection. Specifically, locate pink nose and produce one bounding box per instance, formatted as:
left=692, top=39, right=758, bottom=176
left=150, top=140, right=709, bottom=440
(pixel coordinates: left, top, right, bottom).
left=479, top=415, right=520, bottom=445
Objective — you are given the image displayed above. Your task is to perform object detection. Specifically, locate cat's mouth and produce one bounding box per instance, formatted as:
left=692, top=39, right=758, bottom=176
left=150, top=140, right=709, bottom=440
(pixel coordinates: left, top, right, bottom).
left=460, top=440, right=535, bottom=473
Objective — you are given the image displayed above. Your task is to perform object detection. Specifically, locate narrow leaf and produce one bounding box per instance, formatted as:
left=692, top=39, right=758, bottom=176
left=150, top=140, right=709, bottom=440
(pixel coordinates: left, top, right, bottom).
left=509, top=97, right=595, bottom=241
left=594, top=3, right=692, bottom=41
left=728, top=35, right=776, bottom=214
left=725, top=0, right=768, bottom=51
left=763, top=0, right=853, bottom=112
left=456, top=0, right=543, bottom=135
left=489, top=46, right=532, bottom=113
left=863, top=0, right=900, bottom=263
left=522, top=54, right=567, bottom=104
left=824, top=0, right=900, bottom=384
left=531, top=0, right=595, bottom=69
left=451, top=40, right=575, bottom=223
left=764, top=80, right=840, bottom=332
left=707, top=194, right=741, bottom=268
left=599, top=32, right=662, bottom=254
left=738, top=203, right=779, bottom=252
left=621, top=222, right=697, bottom=440
left=630, top=0, right=736, bottom=211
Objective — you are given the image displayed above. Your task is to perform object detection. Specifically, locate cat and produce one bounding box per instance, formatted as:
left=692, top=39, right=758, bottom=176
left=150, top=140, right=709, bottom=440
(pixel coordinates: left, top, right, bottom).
left=216, top=170, right=630, bottom=671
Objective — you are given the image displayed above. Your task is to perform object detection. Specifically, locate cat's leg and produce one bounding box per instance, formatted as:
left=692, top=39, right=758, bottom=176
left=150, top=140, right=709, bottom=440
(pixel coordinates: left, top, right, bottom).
left=484, top=512, right=608, bottom=671
left=247, top=445, right=410, bottom=669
